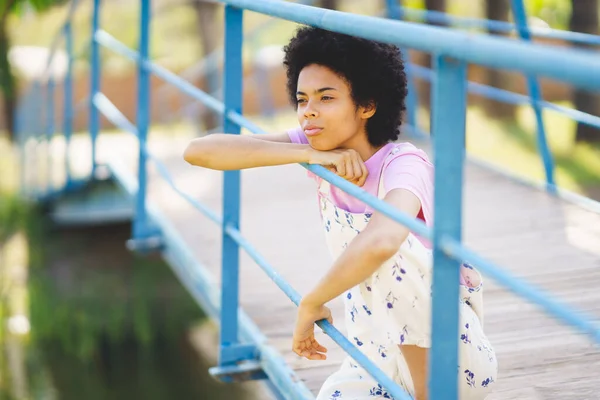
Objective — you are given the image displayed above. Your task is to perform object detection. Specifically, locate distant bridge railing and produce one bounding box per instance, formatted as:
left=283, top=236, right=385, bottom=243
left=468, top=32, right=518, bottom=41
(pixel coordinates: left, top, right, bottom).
left=15, top=0, right=600, bottom=399
left=157, top=0, right=600, bottom=198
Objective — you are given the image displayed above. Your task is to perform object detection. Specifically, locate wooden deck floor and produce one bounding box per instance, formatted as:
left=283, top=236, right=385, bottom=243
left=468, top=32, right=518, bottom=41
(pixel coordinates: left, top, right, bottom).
left=93, top=133, right=600, bottom=399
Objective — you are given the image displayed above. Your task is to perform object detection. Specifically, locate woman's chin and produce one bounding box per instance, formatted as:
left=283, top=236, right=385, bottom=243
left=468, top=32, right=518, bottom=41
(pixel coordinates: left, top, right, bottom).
left=308, top=138, right=336, bottom=152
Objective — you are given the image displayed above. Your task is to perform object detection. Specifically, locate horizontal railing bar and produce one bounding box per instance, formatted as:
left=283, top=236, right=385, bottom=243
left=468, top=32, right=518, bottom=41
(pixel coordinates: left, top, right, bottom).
left=96, top=28, right=600, bottom=133
left=91, top=14, right=600, bottom=350
left=408, top=64, right=600, bottom=129
left=394, top=6, right=600, bottom=47
left=93, top=92, right=138, bottom=135
left=93, top=92, right=223, bottom=224
left=105, top=160, right=315, bottom=399
left=94, top=29, right=139, bottom=59
left=95, top=29, right=226, bottom=115
left=224, top=226, right=412, bottom=400
left=219, top=0, right=600, bottom=90
left=43, top=0, right=84, bottom=74
left=440, top=237, right=600, bottom=343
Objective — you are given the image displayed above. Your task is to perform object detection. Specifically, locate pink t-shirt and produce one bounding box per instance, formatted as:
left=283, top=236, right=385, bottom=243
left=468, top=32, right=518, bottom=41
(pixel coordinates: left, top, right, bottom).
left=287, top=127, right=434, bottom=249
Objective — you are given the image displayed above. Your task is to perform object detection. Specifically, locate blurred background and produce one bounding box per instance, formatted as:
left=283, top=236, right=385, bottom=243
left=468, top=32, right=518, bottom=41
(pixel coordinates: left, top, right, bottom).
left=0, top=0, right=599, bottom=399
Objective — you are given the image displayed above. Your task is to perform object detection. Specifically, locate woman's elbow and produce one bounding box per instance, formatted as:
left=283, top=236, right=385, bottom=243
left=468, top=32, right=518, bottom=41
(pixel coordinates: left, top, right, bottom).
left=368, top=233, right=406, bottom=260
left=183, top=139, right=209, bottom=167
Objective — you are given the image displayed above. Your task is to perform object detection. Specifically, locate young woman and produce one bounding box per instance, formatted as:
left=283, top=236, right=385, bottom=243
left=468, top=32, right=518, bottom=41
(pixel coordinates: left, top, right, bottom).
left=184, top=26, right=497, bottom=400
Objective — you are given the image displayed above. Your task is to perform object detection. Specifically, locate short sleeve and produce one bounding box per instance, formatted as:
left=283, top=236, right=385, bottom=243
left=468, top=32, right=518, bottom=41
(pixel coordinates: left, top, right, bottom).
left=286, top=127, right=309, bottom=144
left=382, top=150, right=434, bottom=226
left=286, top=126, right=318, bottom=181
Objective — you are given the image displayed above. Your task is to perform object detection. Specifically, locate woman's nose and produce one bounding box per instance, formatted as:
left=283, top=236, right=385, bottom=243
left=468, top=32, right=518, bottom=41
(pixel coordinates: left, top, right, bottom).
left=303, top=102, right=318, bottom=118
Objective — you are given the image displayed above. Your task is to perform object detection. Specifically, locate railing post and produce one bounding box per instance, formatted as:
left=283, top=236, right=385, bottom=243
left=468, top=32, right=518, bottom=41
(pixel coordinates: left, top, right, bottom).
left=510, top=0, right=555, bottom=193
left=45, top=76, right=55, bottom=196
left=128, top=0, right=162, bottom=251
left=385, top=0, right=421, bottom=139
left=220, top=3, right=243, bottom=366
left=89, top=0, right=101, bottom=178
left=430, top=54, right=467, bottom=400
left=63, top=22, right=74, bottom=191
left=209, top=4, right=263, bottom=382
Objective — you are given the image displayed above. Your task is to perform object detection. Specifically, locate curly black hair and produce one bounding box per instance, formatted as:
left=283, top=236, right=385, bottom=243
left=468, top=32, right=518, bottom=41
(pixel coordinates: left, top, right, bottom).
left=283, top=26, right=408, bottom=147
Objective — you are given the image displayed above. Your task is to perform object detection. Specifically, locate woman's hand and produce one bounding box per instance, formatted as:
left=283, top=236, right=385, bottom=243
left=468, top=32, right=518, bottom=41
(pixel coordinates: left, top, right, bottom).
left=292, top=300, right=333, bottom=360
left=307, top=148, right=368, bottom=186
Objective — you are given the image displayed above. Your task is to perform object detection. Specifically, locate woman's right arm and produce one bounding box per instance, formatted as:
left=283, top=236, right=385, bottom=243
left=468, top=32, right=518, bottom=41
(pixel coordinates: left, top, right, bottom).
left=183, top=132, right=369, bottom=186
left=183, top=132, right=310, bottom=170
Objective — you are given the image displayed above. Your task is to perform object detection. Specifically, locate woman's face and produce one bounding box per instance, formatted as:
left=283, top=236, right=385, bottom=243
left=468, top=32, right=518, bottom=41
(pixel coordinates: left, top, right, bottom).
left=295, top=64, right=374, bottom=151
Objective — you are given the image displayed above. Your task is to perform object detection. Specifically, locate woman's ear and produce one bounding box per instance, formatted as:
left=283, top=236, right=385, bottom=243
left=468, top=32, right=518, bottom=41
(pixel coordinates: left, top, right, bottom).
left=360, top=101, right=377, bottom=120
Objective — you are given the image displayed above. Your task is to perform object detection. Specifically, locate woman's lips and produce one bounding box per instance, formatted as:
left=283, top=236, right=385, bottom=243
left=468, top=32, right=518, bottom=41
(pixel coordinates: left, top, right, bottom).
left=304, top=127, right=323, bottom=136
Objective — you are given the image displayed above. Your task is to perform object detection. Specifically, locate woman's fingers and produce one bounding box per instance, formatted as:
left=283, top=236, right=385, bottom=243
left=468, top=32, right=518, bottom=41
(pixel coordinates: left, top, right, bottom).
left=293, top=337, right=328, bottom=360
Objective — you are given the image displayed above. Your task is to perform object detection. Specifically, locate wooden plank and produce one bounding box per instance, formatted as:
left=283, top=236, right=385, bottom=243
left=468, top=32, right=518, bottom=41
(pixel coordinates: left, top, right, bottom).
left=95, top=134, right=600, bottom=399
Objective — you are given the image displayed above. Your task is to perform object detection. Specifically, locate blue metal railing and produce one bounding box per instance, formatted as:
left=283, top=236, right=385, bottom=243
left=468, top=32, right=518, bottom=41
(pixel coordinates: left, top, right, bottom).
left=162, top=1, right=600, bottom=193
left=15, top=1, right=600, bottom=399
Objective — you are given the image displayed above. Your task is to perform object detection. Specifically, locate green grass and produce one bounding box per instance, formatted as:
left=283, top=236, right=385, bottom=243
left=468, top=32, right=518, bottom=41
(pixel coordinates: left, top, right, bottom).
left=464, top=104, right=600, bottom=196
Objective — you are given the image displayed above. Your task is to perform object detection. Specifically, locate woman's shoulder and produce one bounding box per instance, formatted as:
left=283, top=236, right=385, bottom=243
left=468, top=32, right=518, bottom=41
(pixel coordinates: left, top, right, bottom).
left=385, top=142, right=433, bottom=166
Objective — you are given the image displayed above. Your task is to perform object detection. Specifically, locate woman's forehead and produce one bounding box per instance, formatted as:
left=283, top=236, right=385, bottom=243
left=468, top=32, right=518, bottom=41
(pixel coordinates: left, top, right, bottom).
left=297, top=64, right=349, bottom=91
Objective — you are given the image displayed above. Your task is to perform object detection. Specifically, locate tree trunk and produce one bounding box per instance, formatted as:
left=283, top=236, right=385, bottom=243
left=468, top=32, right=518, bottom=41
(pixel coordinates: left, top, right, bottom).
left=194, top=0, right=221, bottom=133
left=421, top=0, right=446, bottom=127
left=569, top=0, right=600, bottom=142
left=0, top=18, right=15, bottom=140
left=319, top=0, right=338, bottom=10
left=481, top=0, right=516, bottom=119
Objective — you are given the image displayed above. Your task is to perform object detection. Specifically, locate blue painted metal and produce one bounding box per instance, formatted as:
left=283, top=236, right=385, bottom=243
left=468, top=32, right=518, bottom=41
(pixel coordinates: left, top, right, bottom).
left=219, top=0, right=600, bottom=90
left=387, top=5, right=600, bottom=47
left=63, top=22, right=74, bottom=190
left=438, top=237, right=600, bottom=343
left=510, top=0, right=555, bottom=193
left=16, top=1, right=600, bottom=399
left=217, top=3, right=251, bottom=375
left=430, top=55, right=467, bottom=400
left=45, top=77, right=56, bottom=195
left=408, top=63, right=600, bottom=129
left=130, top=0, right=161, bottom=249
left=385, top=0, right=422, bottom=139
left=106, top=160, right=315, bottom=399
left=89, top=0, right=101, bottom=177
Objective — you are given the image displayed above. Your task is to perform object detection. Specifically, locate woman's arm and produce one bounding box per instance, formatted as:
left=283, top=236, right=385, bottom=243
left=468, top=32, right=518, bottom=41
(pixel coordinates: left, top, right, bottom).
left=300, top=188, right=421, bottom=307
left=292, top=189, right=421, bottom=358
left=183, top=133, right=310, bottom=170
left=183, top=132, right=370, bottom=186
left=293, top=188, right=428, bottom=397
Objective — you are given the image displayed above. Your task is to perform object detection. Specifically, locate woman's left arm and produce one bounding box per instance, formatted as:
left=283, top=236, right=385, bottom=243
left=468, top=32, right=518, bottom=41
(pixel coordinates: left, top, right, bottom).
left=292, top=188, right=422, bottom=360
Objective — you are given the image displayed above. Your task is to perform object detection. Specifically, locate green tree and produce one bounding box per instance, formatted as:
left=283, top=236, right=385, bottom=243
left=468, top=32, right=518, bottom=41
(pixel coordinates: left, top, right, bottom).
left=0, top=0, right=67, bottom=141
left=482, top=0, right=516, bottom=120
left=569, top=0, right=599, bottom=143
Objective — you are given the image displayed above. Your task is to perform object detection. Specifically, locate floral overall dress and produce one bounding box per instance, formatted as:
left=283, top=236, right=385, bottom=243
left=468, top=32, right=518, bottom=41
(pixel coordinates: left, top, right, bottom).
left=315, top=146, right=498, bottom=400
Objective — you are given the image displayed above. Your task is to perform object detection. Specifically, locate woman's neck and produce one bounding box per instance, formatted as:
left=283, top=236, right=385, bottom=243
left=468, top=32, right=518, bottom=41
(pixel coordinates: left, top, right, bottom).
left=340, top=132, right=384, bottom=162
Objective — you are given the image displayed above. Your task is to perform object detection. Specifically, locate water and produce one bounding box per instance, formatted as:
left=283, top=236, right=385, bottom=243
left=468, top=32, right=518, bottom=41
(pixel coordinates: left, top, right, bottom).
left=0, top=216, right=255, bottom=400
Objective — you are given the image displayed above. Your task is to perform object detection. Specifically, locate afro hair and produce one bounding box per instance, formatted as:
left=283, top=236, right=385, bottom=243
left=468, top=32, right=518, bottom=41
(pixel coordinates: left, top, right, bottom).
left=283, top=26, right=408, bottom=147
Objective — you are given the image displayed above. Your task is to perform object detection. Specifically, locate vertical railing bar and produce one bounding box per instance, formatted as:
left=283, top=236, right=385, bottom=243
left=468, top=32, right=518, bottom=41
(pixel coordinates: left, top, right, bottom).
left=63, top=22, right=74, bottom=191
left=219, top=4, right=244, bottom=366
left=89, top=0, right=101, bottom=178
left=430, top=54, right=467, bottom=400
left=46, top=76, right=55, bottom=196
left=385, top=0, right=422, bottom=139
left=132, top=0, right=152, bottom=240
left=509, top=0, right=555, bottom=193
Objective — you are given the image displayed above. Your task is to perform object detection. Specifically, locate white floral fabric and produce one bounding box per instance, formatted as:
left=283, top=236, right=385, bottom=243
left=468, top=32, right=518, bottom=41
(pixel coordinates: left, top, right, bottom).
left=315, top=146, right=498, bottom=400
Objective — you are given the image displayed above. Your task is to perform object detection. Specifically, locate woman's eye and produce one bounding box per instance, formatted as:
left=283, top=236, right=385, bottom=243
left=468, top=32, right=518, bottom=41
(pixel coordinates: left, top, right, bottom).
left=296, top=98, right=306, bottom=104
left=322, top=96, right=333, bottom=101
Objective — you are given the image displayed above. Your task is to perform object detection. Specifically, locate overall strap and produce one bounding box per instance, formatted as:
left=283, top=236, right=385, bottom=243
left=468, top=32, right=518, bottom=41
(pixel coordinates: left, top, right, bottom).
left=376, top=145, right=402, bottom=200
